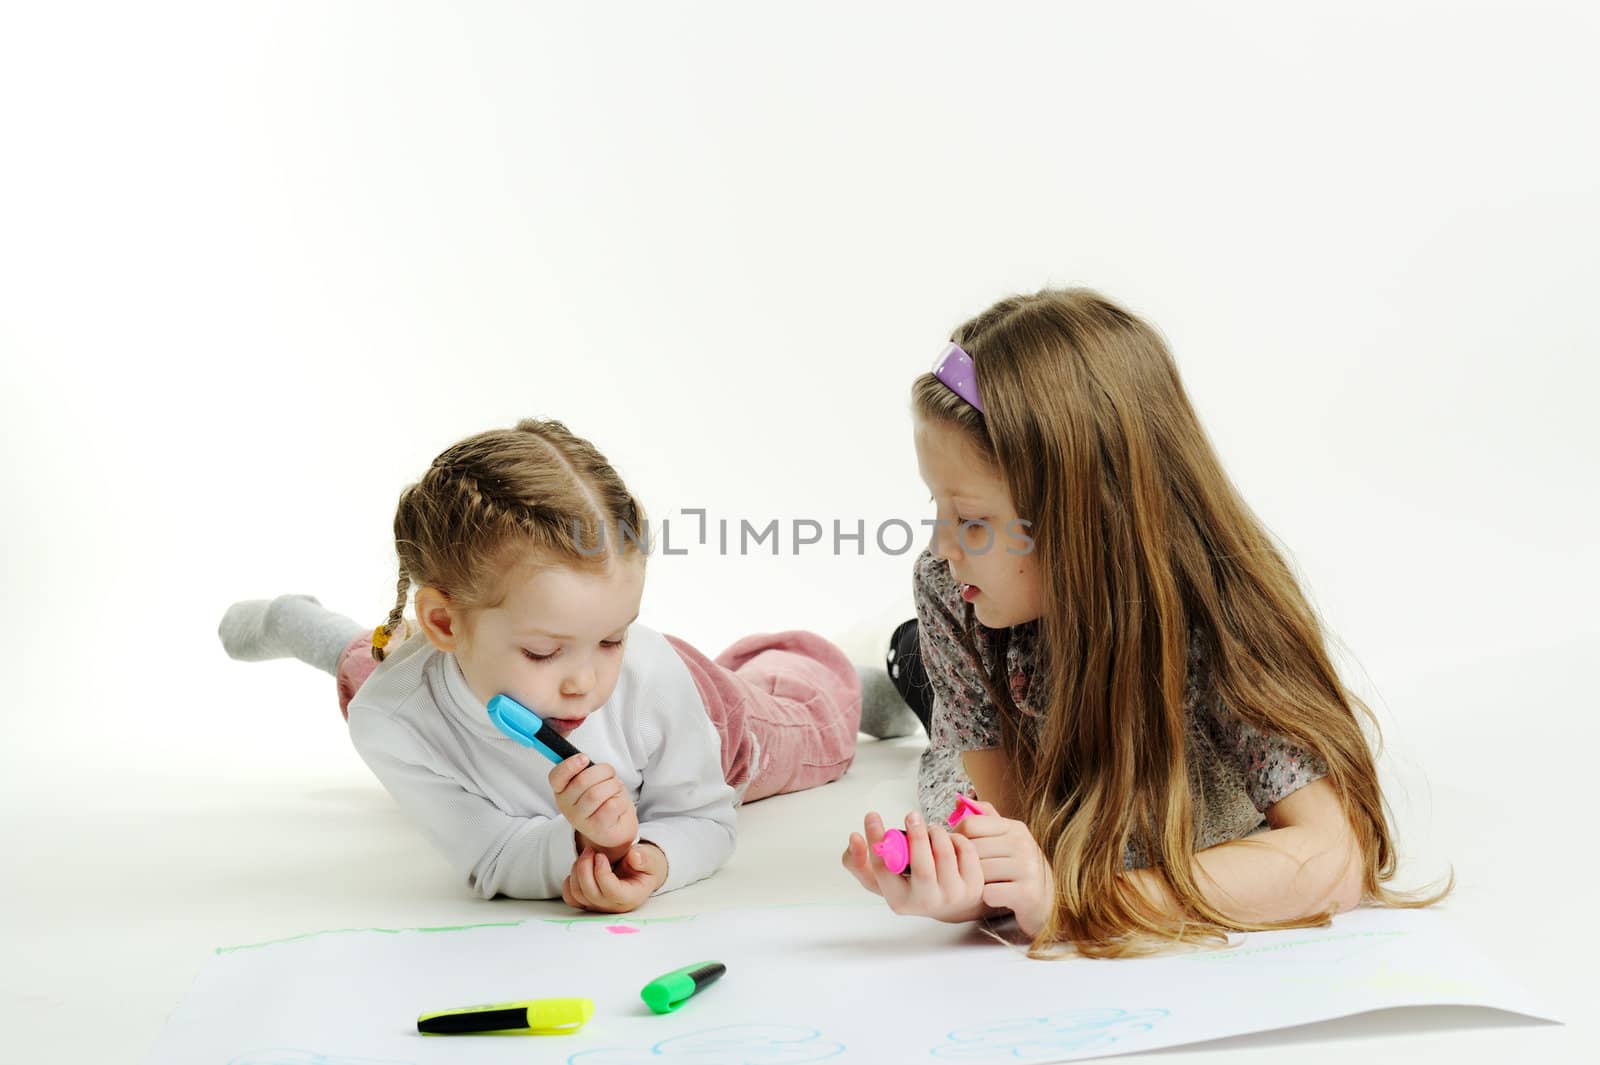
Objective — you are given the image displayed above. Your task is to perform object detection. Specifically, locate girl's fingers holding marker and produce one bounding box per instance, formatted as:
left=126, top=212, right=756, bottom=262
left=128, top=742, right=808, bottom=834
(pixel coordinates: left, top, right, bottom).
left=858, top=812, right=918, bottom=908
left=903, top=812, right=935, bottom=882
left=569, top=764, right=617, bottom=801
left=842, top=833, right=861, bottom=866
left=843, top=834, right=885, bottom=896
left=970, top=834, right=1018, bottom=860
left=952, top=832, right=985, bottom=897
left=981, top=880, right=1019, bottom=914
left=926, top=823, right=960, bottom=892
left=577, top=778, right=624, bottom=820
left=936, top=826, right=975, bottom=907
left=595, top=796, right=626, bottom=832
left=548, top=754, right=592, bottom=793
left=842, top=833, right=866, bottom=871
left=978, top=855, right=1027, bottom=883
left=877, top=869, right=913, bottom=914
left=873, top=846, right=915, bottom=909
left=980, top=868, right=1051, bottom=937
left=954, top=811, right=1012, bottom=839
left=591, top=786, right=625, bottom=823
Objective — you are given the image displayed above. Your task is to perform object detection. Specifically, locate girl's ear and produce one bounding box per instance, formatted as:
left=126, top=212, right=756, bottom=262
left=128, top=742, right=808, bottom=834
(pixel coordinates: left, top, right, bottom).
left=413, top=585, right=463, bottom=652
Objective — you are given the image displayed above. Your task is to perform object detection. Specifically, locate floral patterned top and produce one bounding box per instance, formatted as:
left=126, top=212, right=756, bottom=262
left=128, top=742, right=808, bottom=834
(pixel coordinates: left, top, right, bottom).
left=911, top=549, right=1329, bottom=868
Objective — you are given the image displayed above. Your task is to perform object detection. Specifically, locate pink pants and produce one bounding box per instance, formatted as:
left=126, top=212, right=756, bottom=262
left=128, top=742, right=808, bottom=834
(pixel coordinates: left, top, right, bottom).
left=336, top=629, right=860, bottom=804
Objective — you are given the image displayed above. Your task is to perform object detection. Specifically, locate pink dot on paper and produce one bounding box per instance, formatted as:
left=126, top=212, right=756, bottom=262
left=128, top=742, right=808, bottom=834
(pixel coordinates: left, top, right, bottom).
left=604, top=924, right=640, bottom=934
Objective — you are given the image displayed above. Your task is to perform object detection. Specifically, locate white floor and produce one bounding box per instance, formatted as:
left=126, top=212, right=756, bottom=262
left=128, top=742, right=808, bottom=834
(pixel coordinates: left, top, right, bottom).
left=2, top=686, right=1593, bottom=1065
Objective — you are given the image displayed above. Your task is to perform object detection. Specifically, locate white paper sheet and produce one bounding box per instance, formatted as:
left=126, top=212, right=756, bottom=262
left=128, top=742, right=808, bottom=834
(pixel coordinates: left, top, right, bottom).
left=142, top=903, right=1556, bottom=1065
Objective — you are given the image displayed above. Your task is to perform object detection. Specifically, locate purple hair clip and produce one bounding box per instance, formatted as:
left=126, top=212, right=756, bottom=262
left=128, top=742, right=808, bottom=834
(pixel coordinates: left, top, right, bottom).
left=932, top=341, right=984, bottom=413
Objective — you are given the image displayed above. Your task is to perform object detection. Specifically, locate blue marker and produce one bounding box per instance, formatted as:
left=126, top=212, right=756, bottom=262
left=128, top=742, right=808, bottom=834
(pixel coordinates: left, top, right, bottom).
left=486, top=694, right=584, bottom=764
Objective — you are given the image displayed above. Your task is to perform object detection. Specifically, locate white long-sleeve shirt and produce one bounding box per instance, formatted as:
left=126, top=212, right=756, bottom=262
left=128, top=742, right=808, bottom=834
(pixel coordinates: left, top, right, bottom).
left=345, top=622, right=737, bottom=900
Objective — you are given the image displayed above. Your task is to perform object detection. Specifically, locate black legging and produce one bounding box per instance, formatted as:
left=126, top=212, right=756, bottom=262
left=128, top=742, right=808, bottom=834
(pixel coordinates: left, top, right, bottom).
left=887, top=617, right=936, bottom=736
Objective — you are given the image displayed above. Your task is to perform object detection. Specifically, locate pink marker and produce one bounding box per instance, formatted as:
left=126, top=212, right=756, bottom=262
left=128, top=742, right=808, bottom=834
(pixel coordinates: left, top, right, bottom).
left=870, top=795, right=986, bottom=875
left=871, top=829, right=911, bottom=874
left=946, top=794, right=985, bottom=827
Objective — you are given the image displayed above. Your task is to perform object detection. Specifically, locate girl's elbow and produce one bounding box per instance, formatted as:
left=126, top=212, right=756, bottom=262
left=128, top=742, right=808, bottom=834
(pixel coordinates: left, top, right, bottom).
left=1327, top=833, right=1366, bottom=913
left=1331, top=866, right=1364, bottom=913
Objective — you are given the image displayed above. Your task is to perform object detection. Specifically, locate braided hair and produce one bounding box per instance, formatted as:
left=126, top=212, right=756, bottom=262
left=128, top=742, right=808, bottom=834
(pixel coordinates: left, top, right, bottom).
left=372, top=419, right=647, bottom=661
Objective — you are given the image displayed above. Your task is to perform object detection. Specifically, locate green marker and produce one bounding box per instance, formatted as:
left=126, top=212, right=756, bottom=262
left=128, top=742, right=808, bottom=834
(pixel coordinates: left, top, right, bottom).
left=640, top=961, right=726, bottom=1014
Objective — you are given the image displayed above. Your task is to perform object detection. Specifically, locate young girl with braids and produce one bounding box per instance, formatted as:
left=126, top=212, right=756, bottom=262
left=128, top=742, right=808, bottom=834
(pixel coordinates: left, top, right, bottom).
left=845, top=288, right=1446, bottom=956
left=220, top=419, right=876, bottom=913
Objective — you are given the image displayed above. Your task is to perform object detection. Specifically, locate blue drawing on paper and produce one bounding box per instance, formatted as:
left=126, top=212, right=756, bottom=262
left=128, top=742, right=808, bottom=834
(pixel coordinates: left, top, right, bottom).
left=929, top=1008, right=1170, bottom=1061
left=569, top=1024, right=846, bottom=1064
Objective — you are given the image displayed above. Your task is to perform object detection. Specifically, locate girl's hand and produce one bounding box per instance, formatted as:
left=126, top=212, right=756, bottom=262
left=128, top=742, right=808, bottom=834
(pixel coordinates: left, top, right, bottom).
left=954, top=800, right=1055, bottom=937
left=843, top=810, right=987, bottom=924
left=562, top=844, right=667, bottom=914
left=840, top=829, right=884, bottom=897
left=550, top=754, right=639, bottom=856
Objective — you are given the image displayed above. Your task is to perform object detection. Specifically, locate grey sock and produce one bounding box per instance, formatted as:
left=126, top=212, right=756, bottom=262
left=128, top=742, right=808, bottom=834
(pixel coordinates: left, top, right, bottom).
left=218, top=594, right=366, bottom=676
left=856, top=664, right=923, bottom=739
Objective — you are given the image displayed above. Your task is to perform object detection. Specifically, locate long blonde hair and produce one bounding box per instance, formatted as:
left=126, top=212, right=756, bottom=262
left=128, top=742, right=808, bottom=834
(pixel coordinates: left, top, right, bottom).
left=373, top=418, right=646, bottom=661
left=913, top=288, right=1446, bottom=957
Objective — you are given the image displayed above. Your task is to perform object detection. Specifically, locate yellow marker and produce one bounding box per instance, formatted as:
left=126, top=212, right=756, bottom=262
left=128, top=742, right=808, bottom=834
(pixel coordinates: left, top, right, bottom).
left=416, top=996, right=594, bottom=1035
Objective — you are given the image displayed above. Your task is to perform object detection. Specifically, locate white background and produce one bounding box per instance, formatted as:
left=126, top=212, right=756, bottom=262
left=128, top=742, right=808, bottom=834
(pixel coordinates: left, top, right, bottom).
left=2, top=2, right=1596, bottom=1063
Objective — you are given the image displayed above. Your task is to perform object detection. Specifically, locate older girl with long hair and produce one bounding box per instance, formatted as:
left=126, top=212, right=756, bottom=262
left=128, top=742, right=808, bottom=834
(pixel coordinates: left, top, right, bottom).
left=845, top=288, right=1446, bottom=956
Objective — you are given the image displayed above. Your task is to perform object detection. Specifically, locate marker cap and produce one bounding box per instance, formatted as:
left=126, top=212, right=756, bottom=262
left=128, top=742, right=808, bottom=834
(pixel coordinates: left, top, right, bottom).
left=947, top=794, right=985, bottom=827
left=486, top=694, right=581, bottom=764
left=640, top=961, right=726, bottom=1014
left=871, top=828, right=910, bottom=874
